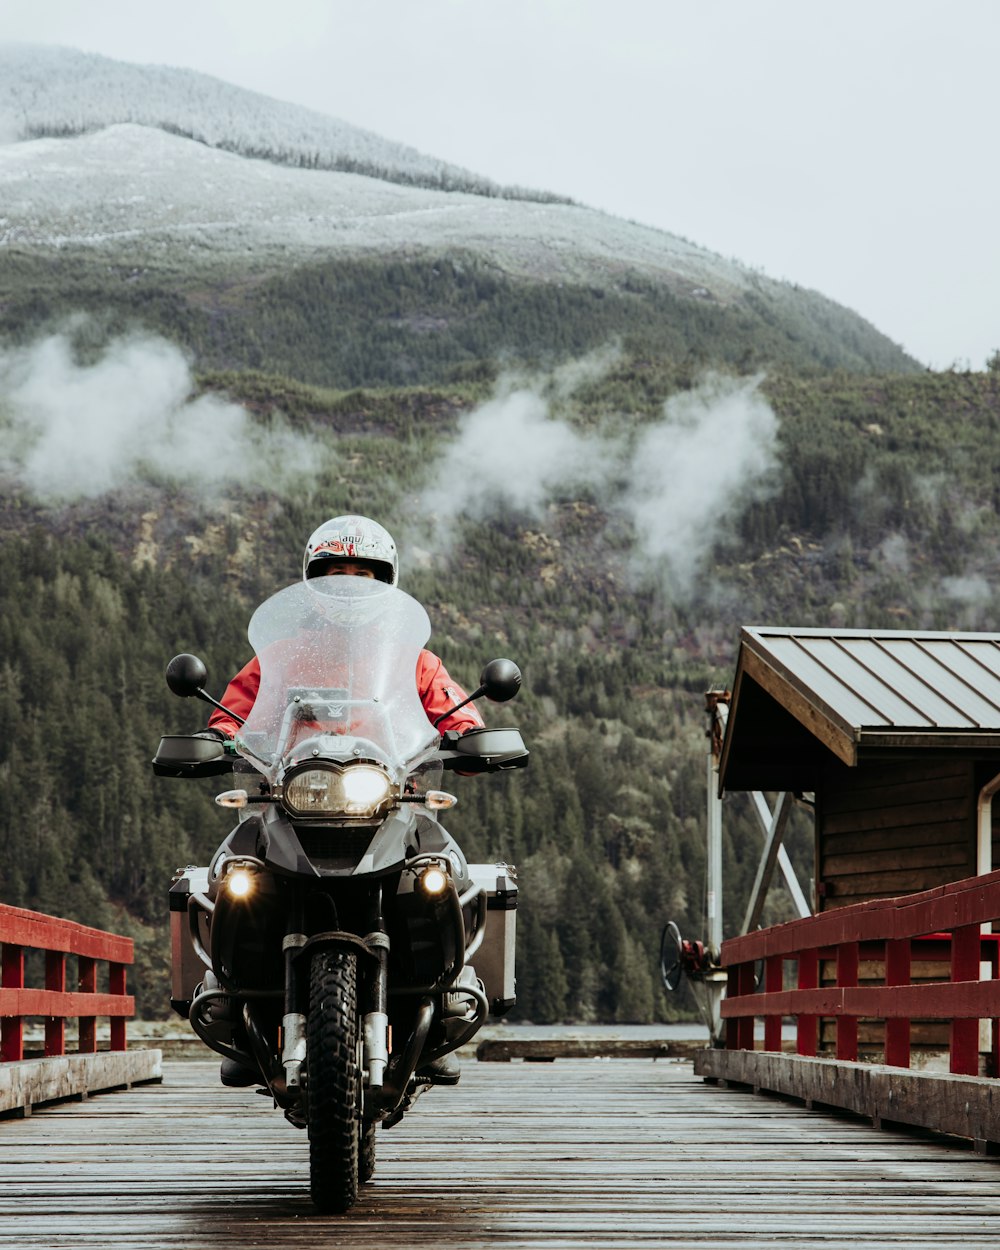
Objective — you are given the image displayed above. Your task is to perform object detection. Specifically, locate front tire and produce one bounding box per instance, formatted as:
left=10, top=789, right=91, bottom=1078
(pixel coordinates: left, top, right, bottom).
left=307, top=948, right=361, bottom=1213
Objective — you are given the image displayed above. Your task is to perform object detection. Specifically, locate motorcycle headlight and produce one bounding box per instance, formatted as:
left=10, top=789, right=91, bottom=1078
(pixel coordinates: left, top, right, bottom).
left=341, top=766, right=392, bottom=810
left=283, top=764, right=392, bottom=817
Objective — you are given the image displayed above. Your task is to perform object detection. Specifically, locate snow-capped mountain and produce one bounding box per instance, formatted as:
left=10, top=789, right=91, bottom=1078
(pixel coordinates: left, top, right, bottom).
left=0, top=43, right=537, bottom=198
left=0, top=122, right=756, bottom=297
left=0, top=43, right=915, bottom=376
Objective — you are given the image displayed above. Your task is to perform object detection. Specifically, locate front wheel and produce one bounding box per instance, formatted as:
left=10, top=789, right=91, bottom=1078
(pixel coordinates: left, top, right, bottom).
left=306, top=948, right=361, bottom=1213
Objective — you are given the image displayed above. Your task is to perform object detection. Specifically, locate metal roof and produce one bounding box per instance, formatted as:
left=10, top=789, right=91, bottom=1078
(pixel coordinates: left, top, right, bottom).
left=719, top=626, right=1000, bottom=789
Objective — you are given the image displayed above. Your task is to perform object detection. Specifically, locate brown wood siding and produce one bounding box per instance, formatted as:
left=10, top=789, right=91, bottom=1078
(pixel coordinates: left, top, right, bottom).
left=817, top=759, right=975, bottom=911
left=990, top=775, right=1000, bottom=871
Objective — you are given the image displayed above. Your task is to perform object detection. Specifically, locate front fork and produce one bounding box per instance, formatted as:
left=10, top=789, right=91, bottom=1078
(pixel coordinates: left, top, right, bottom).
left=280, top=888, right=392, bottom=1094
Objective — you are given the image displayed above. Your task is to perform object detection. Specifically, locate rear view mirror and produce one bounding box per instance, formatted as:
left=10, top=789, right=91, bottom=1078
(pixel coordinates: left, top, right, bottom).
left=166, top=653, right=209, bottom=698
left=479, top=659, right=522, bottom=704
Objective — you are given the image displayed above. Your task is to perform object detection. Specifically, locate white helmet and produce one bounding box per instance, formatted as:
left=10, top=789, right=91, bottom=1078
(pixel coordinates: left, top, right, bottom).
left=303, top=515, right=399, bottom=585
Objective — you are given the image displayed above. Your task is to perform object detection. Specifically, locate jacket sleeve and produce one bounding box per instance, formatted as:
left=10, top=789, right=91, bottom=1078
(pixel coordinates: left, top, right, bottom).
left=207, top=656, right=261, bottom=739
left=417, top=649, right=485, bottom=734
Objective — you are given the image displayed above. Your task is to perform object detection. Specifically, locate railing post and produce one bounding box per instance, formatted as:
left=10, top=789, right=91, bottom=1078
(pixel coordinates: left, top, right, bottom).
left=738, top=961, right=756, bottom=1050
left=1, top=943, right=25, bottom=1062
left=836, top=942, right=859, bottom=1061
left=725, top=961, right=756, bottom=1050
left=884, top=937, right=911, bottom=1068
left=764, top=955, right=783, bottom=1052
left=78, top=956, right=97, bottom=1054
left=951, top=924, right=980, bottom=1076
left=797, top=948, right=818, bottom=1056
left=109, top=963, right=128, bottom=1052
left=45, top=949, right=67, bottom=1057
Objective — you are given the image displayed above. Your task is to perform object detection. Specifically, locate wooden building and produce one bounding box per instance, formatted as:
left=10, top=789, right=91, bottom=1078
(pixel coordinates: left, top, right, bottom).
left=719, top=626, right=1000, bottom=911
left=696, top=626, right=1000, bottom=1139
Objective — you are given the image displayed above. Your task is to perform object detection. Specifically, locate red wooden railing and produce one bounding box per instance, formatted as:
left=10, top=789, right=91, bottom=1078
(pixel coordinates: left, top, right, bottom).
left=720, top=868, right=1000, bottom=1077
left=0, top=904, right=134, bottom=1061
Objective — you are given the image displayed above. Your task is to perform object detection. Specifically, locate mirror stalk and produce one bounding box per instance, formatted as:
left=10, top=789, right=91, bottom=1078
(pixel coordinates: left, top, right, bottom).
left=432, top=658, right=522, bottom=730
left=193, top=688, right=247, bottom=726
left=432, top=684, right=485, bottom=730
left=165, top=653, right=246, bottom=726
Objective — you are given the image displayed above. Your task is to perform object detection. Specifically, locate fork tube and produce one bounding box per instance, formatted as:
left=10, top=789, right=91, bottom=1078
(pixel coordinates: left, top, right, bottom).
left=281, top=896, right=308, bottom=1090
left=365, top=886, right=390, bottom=1089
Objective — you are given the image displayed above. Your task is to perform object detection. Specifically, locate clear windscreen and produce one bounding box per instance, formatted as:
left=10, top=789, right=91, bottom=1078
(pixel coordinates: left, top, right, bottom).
left=233, top=578, right=440, bottom=786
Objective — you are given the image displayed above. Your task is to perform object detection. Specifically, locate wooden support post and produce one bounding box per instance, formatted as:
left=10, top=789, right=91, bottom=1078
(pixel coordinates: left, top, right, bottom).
left=45, top=950, right=67, bottom=1057
left=836, top=942, right=859, bottom=1061
left=950, top=924, right=980, bottom=1076
left=764, top=955, right=783, bottom=1052
left=78, top=956, right=97, bottom=1054
left=884, top=937, right=911, bottom=1068
left=1, top=943, right=24, bottom=1062
left=742, top=792, right=794, bottom=935
left=797, top=948, right=819, bottom=1057
left=109, top=963, right=127, bottom=1051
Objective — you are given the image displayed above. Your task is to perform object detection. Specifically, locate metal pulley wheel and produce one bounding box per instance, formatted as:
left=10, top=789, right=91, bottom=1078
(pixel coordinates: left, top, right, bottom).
left=659, top=920, right=685, bottom=992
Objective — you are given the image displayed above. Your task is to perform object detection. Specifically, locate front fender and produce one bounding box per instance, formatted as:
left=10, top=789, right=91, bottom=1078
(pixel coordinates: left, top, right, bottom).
left=260, top=804, right=416, bottom=878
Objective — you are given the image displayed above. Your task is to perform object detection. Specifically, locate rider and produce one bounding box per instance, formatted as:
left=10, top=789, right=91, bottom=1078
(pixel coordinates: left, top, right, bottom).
left=205, top=514, right=485, bottom=740
left=205, top=515, right=478, bottom=1088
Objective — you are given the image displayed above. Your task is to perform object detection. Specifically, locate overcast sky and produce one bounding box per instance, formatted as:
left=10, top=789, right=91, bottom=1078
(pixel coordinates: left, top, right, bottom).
left=5, top=0, right=998, bottom=369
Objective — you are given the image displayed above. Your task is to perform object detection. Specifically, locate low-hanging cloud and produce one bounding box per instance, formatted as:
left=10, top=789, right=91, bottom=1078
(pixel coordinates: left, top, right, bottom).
left=421, top=385, right=605, bottom=520
left=415, top=361, right=780, bottom=597
left=0, top=331, right=329, bottom=500
left=624, top=373, right=779, bottom=591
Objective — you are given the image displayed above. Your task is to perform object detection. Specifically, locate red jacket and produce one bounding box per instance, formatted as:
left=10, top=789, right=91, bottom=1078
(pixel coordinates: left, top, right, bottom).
left=207, top=649, right=484, bottom=739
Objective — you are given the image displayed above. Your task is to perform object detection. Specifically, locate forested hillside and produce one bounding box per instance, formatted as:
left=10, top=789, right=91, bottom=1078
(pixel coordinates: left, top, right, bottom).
left=0, top=252, right=916, bottom=387
left=3, top=352, right=1000, bottom=1020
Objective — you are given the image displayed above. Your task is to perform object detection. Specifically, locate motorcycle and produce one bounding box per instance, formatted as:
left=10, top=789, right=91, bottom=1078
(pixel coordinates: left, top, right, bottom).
left=153, top=576, right=528, bottom=1212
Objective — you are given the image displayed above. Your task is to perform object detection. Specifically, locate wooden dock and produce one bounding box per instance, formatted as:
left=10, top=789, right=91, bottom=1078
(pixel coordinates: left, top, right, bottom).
left=4, top=1058, right=1000, bottom=1248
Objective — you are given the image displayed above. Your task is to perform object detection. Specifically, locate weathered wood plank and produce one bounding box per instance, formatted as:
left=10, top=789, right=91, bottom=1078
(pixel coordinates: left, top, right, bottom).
left=723, top=866, right=1000, bottom=964
left=821, top=760, right=971, bottom=812
left=0, top=904, right=133, bottom=961
left=822, top=802, right=971, bottom=838
left=0, top=987, right=135, bottom=1016
left=824, top=822, right=969, bottom=857
left=0, top=1048, right=162, bottom=1115
left=695, top=1047, right=1000, bottom=1146
left=3, top=1059, right=1000, bottom=1247
left=824, top=843, right=970, bottom=878
left=824, top=864, right=974, bottom=901
left=724, top=976, right=1000, bottom=1020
